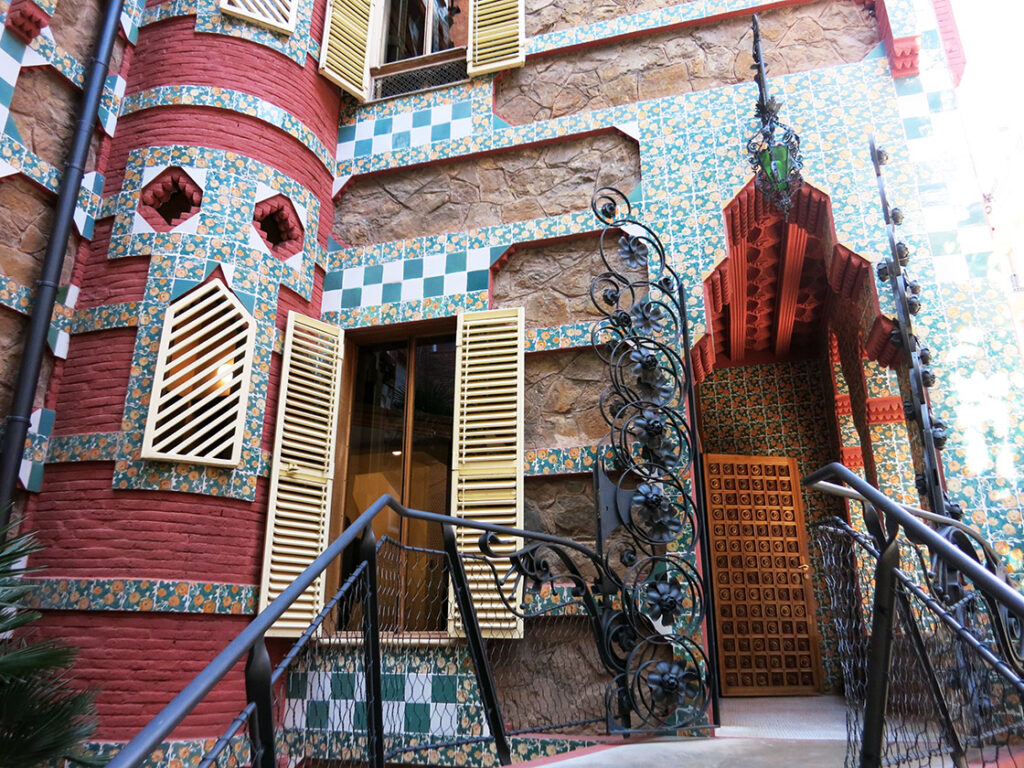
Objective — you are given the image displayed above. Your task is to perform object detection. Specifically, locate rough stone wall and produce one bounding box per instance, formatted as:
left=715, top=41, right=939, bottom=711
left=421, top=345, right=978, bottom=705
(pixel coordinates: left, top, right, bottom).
left=524, top=475, right=595, bottom=542
left=495, top=0, right=878, bottom=124
left=9, top=68, right=83, bottom=169
left=333, top=132, right=640, bottom=247
left=525, top=349, right=608, bottom=449
left=526, top=0, right=697, bottom=38
left=492, top=234, right=640, bottom=328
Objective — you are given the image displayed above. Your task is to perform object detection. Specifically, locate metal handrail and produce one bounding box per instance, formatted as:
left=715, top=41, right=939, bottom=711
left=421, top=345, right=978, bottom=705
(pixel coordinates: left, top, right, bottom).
left=107, top=494, right=606, bottom=768
left=803, top=463, right=1024, bottom=624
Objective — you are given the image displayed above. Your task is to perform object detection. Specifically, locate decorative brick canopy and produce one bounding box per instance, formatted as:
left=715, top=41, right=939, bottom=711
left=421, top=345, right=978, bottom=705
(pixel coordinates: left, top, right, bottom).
left=138, top=167, right=203, bottom=233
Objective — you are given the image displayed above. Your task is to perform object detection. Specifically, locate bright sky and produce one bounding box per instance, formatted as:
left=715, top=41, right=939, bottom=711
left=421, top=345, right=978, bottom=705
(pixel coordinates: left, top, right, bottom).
left=949, top=0, right=1024, bottom=269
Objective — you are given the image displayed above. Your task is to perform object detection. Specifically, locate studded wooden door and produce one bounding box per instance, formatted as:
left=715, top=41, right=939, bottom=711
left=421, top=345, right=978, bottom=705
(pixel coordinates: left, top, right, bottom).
left=703, top=454, right=823, bottom=696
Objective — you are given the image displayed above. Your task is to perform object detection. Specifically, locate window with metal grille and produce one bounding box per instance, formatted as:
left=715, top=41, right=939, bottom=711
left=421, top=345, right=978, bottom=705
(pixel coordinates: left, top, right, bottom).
left=373, top=57, right=468, bottom=100
left=141, top=280, right=256, bottom=468
left=219, top=0, right=298, bottom=34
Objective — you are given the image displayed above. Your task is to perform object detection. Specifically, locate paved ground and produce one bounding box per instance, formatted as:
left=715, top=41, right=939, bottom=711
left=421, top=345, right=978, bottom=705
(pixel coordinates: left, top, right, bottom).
left=527, top=696, right=850, bottom=768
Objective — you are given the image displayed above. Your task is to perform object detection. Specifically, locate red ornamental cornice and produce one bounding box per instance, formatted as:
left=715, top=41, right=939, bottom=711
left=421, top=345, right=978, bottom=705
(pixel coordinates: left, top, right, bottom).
left=841, top=445, right=865, bottom=469
left=834, top=394, right=852, bottom=417
left=864, top=315, right=902, bottom=368
left=930, top=0, right=966, bottom=86
left=867, top=396, right=905, bottom=425
left=5, top=0, right=50, bottom=44
left=875, top=0, right=921, bottom=78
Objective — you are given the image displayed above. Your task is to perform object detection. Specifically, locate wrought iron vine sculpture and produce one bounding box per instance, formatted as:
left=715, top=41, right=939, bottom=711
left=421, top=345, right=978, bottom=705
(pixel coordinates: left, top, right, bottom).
left=475, top=187, right=712, bottom=734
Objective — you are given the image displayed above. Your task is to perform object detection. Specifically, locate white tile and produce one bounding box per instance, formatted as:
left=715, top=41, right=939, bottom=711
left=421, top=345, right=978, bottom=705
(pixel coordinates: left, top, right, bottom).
left=958, top=224, right=994, bottom=255
left=283, top=700, right=306, bottom=730
left=354, top=120, right=374, bottom=140
left=431, top=103, right=452, bottom=123
left=308, top=671, right=332, bottom=698
left=0, top=49, right=20, bottom=85
left=401, top=278, right=424, bottom=302
left=338, top=141, right=355, bottom=161
left=444, top=272, right=467, bottom=295
left=392, top=111, right=413, bottom=132
left=896, top=92, right=929, bottom=119
left=371, top=134, right=392, bottom=155
left=430, top=703, right=459, bottom=736
left=405, top=672, right=432, bottom=701
left=467, top=247, right=491, bottom=271
left=450, top=117, right=473, bottom=140
left=410, top=125, right=431, bottom=147
left=382, top=259, right=404, bottom=283
left=342, top=266, right=364, bottom=289
left=321, top=289, right=342, bottom=313
left=422, top=253, right=446, bottom=277
left=360, top=283, right=383, bottom=307
left=383, top=701, right=404, bottom=733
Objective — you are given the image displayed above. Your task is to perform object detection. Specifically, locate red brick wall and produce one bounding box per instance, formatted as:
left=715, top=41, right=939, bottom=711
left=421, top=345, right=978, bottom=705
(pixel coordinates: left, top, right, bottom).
left=28, top=462, right=270, bottom=583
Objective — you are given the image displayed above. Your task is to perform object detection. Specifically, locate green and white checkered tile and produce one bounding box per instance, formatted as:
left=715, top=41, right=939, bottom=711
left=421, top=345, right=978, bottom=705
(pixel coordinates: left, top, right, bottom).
left=323, top=245, right=506, bottom=311
left=337, top=99, right=474, bottom=161
left=285, top=669, right=477, bottom=738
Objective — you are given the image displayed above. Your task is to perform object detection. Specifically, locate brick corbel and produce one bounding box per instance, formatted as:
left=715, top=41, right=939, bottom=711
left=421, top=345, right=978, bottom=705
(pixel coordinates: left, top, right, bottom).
left=875, top=0, right=920, bottom=78
left=867, top=396, right=905, bottom=424
left=4, top=0, right=50, bottom=44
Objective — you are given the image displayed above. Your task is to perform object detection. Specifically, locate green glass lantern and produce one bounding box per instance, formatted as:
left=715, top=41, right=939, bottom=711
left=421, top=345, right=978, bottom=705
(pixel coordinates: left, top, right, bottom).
left=758, top=145, right=791, bottom=192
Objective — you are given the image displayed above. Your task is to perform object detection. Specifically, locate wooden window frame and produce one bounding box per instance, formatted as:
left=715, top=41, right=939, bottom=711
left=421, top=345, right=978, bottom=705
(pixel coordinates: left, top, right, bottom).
left=219, top=0, right=299, bottom=35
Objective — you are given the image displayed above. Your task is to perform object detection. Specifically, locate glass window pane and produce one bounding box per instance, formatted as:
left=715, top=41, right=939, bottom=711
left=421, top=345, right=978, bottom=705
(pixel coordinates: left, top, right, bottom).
left=385, top=0, right=427, bottom=62
left=344, top=342, right=407, bottom=542
left=430, top=0, right=454, bottom=53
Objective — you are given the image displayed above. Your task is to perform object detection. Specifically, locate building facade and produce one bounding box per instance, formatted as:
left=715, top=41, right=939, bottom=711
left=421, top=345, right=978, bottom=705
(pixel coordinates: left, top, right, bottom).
left=0, top=0, right=1013, bottom=763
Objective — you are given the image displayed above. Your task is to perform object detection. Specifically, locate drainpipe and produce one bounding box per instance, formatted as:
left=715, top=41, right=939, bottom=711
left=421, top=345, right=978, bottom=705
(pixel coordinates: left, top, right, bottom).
left=0, top=0, right=126, bottom=527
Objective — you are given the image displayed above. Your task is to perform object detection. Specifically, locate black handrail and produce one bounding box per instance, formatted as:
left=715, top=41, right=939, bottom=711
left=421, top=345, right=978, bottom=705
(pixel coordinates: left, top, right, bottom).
left=804, top=463, right=1024, bottom=623
left=106, top=494, right=606, bottom=768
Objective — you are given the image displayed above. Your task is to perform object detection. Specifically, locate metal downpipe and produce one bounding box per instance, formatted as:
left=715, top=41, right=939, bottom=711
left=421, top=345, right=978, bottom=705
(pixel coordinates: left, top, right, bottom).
left=0, top=0, right=126, bottom=525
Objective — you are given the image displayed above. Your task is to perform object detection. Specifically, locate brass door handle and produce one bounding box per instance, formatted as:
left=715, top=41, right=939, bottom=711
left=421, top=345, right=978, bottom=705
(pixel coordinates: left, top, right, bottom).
left=798, top=564, right=810, bottom=571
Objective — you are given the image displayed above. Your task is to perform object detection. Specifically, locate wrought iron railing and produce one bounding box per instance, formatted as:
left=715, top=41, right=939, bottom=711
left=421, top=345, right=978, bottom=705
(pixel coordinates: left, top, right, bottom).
left=806, top=463, right=1024, bottom=768
left=105, top=488, right=713, bottom=768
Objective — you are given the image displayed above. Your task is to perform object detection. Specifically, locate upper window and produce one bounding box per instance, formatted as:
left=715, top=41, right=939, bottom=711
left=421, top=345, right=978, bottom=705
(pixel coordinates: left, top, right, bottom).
left=320, top=0, right=524, bottom=102
left=384, top=0, right=456, bottom=63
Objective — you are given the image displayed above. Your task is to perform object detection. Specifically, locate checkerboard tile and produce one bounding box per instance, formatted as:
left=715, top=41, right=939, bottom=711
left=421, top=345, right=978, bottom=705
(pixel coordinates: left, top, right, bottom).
left=337, top=99, right=474, bottom=161
left=323, top=244, right=505, bottom=312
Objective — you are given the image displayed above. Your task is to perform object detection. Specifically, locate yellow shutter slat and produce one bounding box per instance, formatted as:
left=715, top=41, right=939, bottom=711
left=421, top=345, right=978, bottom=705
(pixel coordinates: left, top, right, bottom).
left=467, top=0, right=524, bottom=76
left=260, top=314, right=344, bottom=637
left=449, top=308, right=524, bottom=639
left=319, top=0, right=374, bottom=101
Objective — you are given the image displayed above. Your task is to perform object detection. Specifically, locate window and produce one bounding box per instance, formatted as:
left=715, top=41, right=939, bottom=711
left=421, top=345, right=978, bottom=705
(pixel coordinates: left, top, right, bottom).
left=141, top=279, right=256, bottom=468
left=339, top=332, right=457, bottom=634
left=219, top=0, right=299, bottom=34
left=320, top=0, right=524, bottom=101
left=260, top=308, right=524, bottom=638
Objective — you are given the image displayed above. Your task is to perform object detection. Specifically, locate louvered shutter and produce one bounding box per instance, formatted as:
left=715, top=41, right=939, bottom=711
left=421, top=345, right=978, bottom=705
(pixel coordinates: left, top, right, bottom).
left=467, top=0, right=525, bottom=76
left=141, top=280, right=256, bottom=468
left=220, top=0, right=299, bottom=34
left=449, top=307, right=524, bottom=639
left=260, top=314, right=344, bottom=636
left=319, top=0, right=376, bottom=101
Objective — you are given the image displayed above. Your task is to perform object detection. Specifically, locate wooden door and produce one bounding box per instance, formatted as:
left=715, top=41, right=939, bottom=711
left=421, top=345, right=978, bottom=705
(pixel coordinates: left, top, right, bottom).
left=704, top=454, right=823, bottom=696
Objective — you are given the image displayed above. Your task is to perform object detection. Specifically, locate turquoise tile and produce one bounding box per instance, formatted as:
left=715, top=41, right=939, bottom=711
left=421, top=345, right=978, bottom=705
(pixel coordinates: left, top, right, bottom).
left=466, top=270, right=489, bottom=292
left=431, top=675, right=458, bottom=703
left=381, top=673, right=404, bottom=701
left=445, top=250, right=466, bottom=273
left=452, top=100, right=472, bottom=120
left=331, top=672, right=355, bottom=699
left=423, top=276, right=444, bottom=297
left=324, top=270, right=344, bottom=291
left=412, top=109, right=431, bottom=128
left=902, top=116, right=932, bottom=140
left=341, top=287, right=362, bottom=308
left=392, top=131, right=411, bottom=149
left=405, top=702, right=430, bottom=733
left=307, top=701, right=328, bottom=729
left=374, top=117, right=392, bottom=135
left=382, top=282, right=402, bottom=303
left=354, top=139, right=373, bottom=157
left=431, top=123, right=450, bottom=142
left=894, top=76, right=923, bottom=96
left=404, top=258, right=423, bottom=279
left=364, top=264, right=383, bottom=284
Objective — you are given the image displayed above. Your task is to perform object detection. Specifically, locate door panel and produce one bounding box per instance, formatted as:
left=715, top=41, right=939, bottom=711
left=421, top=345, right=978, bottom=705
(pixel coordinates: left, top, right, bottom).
left=704, top=454, right=823, bottom=696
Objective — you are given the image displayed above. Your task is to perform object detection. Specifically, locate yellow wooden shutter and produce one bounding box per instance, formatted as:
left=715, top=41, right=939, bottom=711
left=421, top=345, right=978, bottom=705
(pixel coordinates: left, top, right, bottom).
left=449, top=307, right=524, bottom=639
left=219, top=0, right=299, bottom=34
left=260, top=314, right=344, bottom=636
left=467, top=0, right=525, bottom=77
left=141, top=280, right=256, bottom=468
left=319, top=0, right=376, bottom=101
